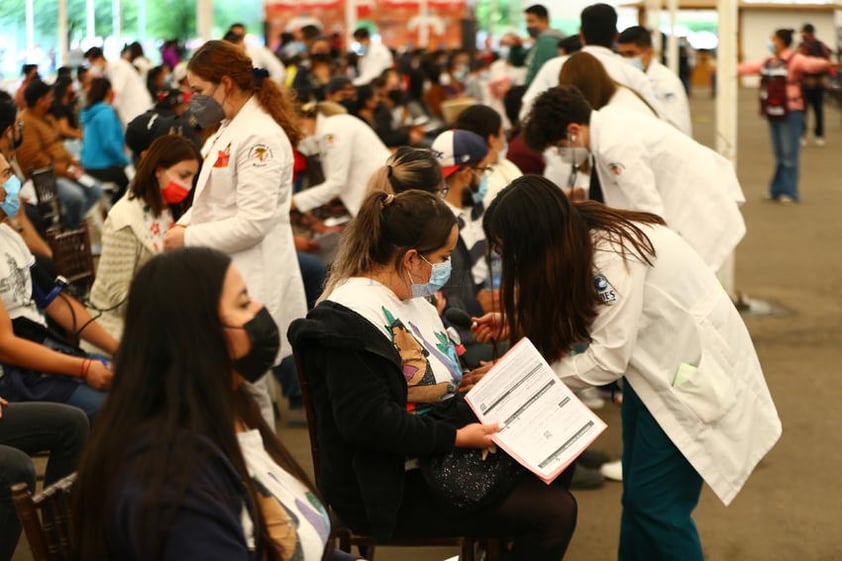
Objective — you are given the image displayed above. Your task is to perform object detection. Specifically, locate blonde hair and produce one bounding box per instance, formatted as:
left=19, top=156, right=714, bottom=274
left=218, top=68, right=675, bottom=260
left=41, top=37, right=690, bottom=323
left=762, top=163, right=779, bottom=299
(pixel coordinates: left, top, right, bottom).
left=366, top=147, right=444, bottom=196
left=321, top=190, right=456, bottom=299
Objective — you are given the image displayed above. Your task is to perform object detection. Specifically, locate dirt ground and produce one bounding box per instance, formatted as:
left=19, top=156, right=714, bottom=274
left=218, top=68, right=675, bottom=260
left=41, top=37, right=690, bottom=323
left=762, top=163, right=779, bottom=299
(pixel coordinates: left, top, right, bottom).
left=12, top=87, right=842, bottom=561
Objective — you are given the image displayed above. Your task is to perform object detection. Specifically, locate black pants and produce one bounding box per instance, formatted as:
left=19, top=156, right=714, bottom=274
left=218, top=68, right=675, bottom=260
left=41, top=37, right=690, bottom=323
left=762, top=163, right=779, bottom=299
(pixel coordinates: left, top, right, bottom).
left=0, top=402, right=89, bottom=561
left=390, top=468, right=577, bottom=561
left=802, top=86, right=825, bottom=138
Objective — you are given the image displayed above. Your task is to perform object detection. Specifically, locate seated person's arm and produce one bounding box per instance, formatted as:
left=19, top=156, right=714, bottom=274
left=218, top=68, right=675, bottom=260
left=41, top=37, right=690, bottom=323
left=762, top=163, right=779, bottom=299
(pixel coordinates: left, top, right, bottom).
left=44, top=293, right=119, bottom=355
left=0, top=299, right=91, bottom=381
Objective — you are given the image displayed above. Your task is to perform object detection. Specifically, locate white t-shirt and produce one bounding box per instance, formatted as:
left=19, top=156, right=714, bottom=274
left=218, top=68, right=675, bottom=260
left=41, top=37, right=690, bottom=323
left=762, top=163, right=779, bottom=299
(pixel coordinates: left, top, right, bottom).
left=327, top=277, right=463, bottom=407
left=238, top=429, right=330, bottom=559
left=0, top=223, right=44, bottom=326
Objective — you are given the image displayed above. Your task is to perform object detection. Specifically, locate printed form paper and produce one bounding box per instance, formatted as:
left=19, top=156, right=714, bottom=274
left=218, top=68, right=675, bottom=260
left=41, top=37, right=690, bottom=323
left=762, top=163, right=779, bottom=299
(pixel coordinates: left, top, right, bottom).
left=465, top=338, right=607, bottom=484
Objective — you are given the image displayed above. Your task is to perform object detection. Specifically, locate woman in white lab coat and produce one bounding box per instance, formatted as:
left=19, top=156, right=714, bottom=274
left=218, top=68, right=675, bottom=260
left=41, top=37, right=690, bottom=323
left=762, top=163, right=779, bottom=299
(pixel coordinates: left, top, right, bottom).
left=292, top=101, right=391, bottom=217
left=474, top=176, right=781, bottom=561
left=163, top=40, right=306, bottom=426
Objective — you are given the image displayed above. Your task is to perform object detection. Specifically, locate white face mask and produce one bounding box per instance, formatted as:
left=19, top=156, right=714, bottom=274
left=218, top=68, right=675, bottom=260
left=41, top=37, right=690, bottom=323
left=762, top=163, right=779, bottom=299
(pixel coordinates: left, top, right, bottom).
left=297, top=135, right=320, bottom=156
left=627, top=56, right=646, bottom=72
left=557, top=132, right=589, bottom=166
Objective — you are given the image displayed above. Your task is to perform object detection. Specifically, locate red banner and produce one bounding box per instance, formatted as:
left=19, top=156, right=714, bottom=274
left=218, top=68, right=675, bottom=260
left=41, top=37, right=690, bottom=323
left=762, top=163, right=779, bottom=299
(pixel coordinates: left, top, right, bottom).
left=264, top=0, right=465, bottom=51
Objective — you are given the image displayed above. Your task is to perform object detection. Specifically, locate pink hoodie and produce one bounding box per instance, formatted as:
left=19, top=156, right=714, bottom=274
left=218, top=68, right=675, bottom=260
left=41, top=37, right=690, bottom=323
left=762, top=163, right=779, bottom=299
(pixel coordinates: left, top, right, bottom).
left=738, top=48, right=832, bottom=111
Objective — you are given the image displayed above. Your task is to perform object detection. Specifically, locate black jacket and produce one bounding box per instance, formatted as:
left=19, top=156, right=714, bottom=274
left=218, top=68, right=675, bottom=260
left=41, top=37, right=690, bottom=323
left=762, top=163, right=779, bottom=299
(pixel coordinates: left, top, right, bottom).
left=287, top=301, right=457, bottom=540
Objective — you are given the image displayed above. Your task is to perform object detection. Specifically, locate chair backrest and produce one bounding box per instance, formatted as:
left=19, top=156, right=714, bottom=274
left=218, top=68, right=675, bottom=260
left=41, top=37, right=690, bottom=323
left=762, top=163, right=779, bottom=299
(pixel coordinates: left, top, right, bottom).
left=47, top=225, right=95, bottom=297
left=30, top=167, right=63, bottom=234
left=293, top=348, right=322, bottom=477
left=440, top=97, right=477, bottom=125
left=11, top=473, right=77, bottom=561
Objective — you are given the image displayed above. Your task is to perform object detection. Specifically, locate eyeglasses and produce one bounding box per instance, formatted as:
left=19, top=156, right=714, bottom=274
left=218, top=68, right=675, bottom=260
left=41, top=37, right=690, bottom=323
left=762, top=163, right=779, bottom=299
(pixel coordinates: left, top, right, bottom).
left=439, top=183, right=449, bottom=198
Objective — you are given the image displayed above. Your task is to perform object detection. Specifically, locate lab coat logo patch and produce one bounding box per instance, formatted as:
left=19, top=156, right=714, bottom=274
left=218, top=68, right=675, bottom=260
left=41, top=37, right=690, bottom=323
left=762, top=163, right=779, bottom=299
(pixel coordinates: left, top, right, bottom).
left=608, top=162, right=625, bottom=176
left=593, top=274, right=617, bottom=304
left=248, top=144, right=273, bottom=166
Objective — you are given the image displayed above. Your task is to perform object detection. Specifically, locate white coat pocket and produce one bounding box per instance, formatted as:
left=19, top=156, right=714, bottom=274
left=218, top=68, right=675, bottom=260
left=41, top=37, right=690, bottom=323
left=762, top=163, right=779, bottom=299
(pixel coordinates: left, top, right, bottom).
left=671, top=340, right=737, bottom=425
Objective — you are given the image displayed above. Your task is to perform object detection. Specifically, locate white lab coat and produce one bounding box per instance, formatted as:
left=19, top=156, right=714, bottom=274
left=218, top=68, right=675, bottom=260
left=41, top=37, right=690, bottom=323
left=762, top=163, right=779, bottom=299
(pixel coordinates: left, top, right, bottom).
left=180, top=97, right=306, bottom=361
left=293, top=113, right=391, bottom=216
left=520, top=45, right=665, bottom=124
left=544, top=85, right=656, bottom=188
left=106, top=58, right=153, bottom=127
left=353, top=42, right=394, bottom=86
left=647, top=60, right=693, bottom=136
left=245, top=43, right=287, bottom=85
left=552, top=225, right=781, bottom=506
left=588, top=105, right=745, bottom=271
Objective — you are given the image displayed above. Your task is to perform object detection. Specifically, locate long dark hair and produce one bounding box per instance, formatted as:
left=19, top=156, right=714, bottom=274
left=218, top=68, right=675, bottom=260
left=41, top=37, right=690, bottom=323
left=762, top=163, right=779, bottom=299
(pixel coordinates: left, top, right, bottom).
left=483, top=176, right=665, bottom=361
left=72, top=248, right=318, bottom=561
left=86, top=77, right=112, bottom=108
left=188, top=40, right=302, bottom=145
left=129, top=134, right=201, bottom=218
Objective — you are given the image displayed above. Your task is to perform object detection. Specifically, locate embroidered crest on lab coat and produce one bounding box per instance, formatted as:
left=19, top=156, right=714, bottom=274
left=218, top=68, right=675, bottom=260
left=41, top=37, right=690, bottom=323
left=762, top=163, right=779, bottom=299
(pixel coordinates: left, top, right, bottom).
left=248, top=144, right=273, bottom=167
left=593, top=274, right=617, bottom=304
left=607, top=162, right=625, bottom=176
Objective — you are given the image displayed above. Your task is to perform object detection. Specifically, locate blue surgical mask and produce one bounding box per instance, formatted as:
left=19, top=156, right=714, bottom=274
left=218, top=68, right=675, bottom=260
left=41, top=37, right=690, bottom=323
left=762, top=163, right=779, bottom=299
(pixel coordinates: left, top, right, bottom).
left=472, top=174, right=488, bottom=204
left=410, top=255, right=452, bottom=298
left=1, top=174, right=21, bottom=218
left=767, top=41, right=776, bottom=55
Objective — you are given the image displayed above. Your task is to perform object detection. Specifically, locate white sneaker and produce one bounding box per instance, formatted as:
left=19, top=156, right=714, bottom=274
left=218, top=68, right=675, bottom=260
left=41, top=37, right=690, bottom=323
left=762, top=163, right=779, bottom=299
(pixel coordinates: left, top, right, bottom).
left=800, top=137, right=808, bottom=147
left=600, top=460, right=623, bottom=481
left=815, top=137, right=826, bottom=147
left=777, top=194, right=795, bottom=203
left=576, top=388, right=606, bottom=410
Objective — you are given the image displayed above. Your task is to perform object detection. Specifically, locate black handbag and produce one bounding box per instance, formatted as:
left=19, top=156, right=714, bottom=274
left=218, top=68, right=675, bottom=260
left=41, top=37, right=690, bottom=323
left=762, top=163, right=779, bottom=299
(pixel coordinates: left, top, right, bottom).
left=420, top=395, right=526, bottom=512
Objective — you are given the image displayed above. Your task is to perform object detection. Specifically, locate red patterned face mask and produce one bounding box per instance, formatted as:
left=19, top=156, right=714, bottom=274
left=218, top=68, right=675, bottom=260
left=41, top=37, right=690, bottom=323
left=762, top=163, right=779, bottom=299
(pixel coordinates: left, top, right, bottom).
left=161, top=177, right=190, bottom=204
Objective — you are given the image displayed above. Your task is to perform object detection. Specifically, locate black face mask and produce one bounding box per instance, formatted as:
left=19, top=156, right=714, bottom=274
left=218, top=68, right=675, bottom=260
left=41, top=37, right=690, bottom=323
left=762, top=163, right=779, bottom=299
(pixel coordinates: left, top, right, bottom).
left=338, top=98, right=358, bottom=115
left=228, top=307, right=280, bottom=383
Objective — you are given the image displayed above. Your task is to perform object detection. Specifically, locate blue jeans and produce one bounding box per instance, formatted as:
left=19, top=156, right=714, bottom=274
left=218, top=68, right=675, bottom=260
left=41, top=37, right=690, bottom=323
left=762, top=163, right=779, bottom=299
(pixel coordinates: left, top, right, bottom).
left=55, top=176, right=103, bottom=229
left=0, top=402, right=89, bottom=561
left=619, top=381, right=704, bottom=561
left=767, top=110, right=804, bottom=201
left=65, top=382, right=108, bottom=422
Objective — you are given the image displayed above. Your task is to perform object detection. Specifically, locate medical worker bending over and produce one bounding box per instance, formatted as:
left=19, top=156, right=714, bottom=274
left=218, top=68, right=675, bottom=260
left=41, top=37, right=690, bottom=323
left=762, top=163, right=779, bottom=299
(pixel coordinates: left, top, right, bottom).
left=474, top=176, right=781, bottom=561
left=523, top=86, right=745, bottom=272
left=164, top=40, right=306, bottom=428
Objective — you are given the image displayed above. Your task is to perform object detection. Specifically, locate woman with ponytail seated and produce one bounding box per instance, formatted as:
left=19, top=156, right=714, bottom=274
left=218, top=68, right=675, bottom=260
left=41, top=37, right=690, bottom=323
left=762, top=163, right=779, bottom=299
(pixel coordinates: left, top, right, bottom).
left=163, top=40, right=307, bottom=428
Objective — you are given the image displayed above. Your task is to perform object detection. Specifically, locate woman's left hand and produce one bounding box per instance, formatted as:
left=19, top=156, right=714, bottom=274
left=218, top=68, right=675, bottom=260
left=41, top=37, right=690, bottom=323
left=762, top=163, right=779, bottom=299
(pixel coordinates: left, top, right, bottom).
left=163, top=225, right=186, bottom=250
left=458, top=361, right=494, bottom=393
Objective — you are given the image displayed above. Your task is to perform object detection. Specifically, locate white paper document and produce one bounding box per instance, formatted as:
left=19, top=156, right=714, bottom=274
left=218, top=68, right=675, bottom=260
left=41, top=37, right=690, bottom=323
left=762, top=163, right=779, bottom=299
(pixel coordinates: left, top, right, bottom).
left=465, top=338, right=607, bottom=484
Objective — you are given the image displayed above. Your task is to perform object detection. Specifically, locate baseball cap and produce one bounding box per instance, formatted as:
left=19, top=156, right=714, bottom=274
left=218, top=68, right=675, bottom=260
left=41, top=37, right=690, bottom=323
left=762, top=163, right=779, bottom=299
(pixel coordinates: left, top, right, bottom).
left=171, top=62, right=189, bottom=86
left=125, top=111, right=179, bottom=158
left=431, top=129, right=489, bottom=178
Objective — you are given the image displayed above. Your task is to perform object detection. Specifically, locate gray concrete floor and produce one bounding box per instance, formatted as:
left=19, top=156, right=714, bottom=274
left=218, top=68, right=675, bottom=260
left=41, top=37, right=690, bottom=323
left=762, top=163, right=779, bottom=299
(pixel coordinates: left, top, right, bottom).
left=13, top=87, right=842, bottom=560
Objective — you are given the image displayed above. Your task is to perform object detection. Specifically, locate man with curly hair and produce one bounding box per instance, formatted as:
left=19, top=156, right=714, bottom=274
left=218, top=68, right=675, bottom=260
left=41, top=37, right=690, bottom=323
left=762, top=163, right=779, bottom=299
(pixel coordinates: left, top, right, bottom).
left=522, top=85, right=744, bottom=272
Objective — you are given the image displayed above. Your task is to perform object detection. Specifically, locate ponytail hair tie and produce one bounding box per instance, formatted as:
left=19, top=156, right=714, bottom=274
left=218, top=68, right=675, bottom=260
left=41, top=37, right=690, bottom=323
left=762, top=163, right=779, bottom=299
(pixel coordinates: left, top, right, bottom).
left=253, top=67, right=269, bottom=86
left=386, top=164, right=393, bottom=177
left=382, top=193, right=395, bottom=207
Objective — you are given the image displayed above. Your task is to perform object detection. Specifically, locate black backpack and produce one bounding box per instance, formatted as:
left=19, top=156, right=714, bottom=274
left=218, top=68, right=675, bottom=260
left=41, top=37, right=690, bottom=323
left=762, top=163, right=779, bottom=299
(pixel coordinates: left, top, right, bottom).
left=759, top=57, right=790, bottom=120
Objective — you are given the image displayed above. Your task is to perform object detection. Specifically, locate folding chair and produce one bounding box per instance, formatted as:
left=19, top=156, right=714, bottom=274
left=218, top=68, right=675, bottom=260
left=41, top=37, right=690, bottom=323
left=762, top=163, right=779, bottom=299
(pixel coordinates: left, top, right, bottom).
left=30, top=167, right=63, bottom=234
left=11, top=473, right=77, bottom=561
left=47, top=225, right=96, bottom=299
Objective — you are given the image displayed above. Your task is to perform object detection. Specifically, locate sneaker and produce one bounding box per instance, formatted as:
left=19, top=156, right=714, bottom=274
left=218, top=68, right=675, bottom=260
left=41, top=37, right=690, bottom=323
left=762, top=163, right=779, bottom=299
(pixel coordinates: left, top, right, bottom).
left=815, top=137, right=826, bottom=147
left=576, top=387, right=605, bottom=410
left=600, top=460, right=623, bottom=481
left=800, top=137, right=807, bottom=147
left=571, top=463, right=605, bottom=489
left=777, top=194, right=795, bottom=203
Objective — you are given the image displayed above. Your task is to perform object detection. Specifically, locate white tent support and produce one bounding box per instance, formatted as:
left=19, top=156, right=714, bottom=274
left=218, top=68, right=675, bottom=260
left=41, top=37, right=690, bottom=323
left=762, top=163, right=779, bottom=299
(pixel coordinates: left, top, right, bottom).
left=645, top=0, right=662, bottom=57
left=715, top=0, right=739, bottom=299
left=197, top=0, right=213, bottom=42
left=58, top=0, right=68, bottom=65
left=25, top=0, right=35, bottom=59
left=113, top=0, right=122, bottom=41
left=666, top=0, right=679, bottom=74
left=86, top=0, right=96, bottom=40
